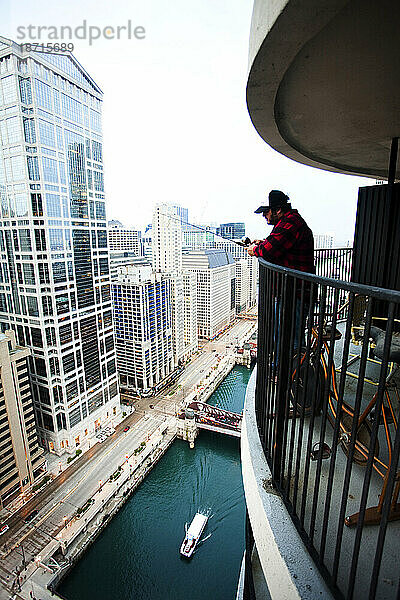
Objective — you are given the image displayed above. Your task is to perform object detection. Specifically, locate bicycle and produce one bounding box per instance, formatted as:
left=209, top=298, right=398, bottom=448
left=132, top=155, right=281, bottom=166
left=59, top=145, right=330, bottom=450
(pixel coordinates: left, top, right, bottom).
left=289, top=302, right=400, bottom=526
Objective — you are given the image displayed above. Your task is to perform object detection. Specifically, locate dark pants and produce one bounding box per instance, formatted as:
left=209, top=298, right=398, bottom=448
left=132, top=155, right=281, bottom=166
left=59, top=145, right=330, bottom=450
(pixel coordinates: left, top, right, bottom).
left=273, top=298, right=307, bottom=367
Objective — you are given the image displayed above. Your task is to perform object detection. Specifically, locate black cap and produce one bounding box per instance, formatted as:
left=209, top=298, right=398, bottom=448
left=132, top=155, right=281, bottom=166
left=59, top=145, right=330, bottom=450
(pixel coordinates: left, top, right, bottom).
left=254, top=190, right=290, bottom=214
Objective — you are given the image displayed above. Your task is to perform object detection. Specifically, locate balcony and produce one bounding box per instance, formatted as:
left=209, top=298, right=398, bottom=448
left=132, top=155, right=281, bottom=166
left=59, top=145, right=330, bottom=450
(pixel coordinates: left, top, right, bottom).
left=241, top=248, right=400, bottom=599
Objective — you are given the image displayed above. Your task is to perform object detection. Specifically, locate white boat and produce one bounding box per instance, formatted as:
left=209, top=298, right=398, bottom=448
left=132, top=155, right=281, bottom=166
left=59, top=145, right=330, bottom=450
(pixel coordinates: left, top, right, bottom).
left=180, top=512, right=208, bottom=558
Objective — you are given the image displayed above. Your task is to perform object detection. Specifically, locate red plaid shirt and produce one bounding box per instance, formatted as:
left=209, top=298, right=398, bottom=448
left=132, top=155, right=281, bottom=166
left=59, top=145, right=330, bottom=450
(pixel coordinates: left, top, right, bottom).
left=254, top=209, right=315, bottom=274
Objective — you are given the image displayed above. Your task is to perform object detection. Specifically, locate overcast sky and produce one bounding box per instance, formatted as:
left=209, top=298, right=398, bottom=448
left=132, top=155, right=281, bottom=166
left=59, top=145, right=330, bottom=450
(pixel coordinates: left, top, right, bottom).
left=4, top=0, right=373, bottom=243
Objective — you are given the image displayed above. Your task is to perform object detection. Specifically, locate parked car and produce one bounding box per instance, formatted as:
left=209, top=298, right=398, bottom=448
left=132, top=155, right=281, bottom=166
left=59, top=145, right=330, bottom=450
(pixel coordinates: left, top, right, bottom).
left=123, top=426, right=130, bottom=432
left=0, top=524, right=9, bottom=535
left=24, top=509, right=38, bottom=523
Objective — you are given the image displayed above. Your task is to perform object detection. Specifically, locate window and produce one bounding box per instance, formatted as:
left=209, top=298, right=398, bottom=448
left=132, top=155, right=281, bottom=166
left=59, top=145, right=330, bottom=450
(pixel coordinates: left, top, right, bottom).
left=49, top=228, right=63, bottom=251
left=49, top=356, right=60, bottom=375
left=95, top=201, right=106, bottom=220
left=19, top=77, right=32, bottom=104
left=62, top=353, right=75, bottom=373
left=19, top=229, right=32, bottom=252
left=99, top=258, right=109, bottom=276
left=23, top=118, right=36, bottom=143
left=42, top=296, right=53, bottom=316
left=56, top=294, right=69, bottom=314
left=42, top=157, right=58, bottom=183
left=23, top=263, right=35, bottom=285
left=35, top=230, right=46, bottom=251
left=31, top=193, right=43, bottom=217
left=38, top=119, right=56, bottom=147
left=52, top=261, right=66, bottom=283
left=92, top=140, right=102, bottom=162
left=93, top=170, right=104, bottom=192
left=45, top=327, right=56, bottom=346
left=35, top=357, right=47, bottom=377
left=27, top=296, right=39, bottom=316
left=27, top=156, right=40, bottom=180
left=38, top=262, right=50, bottom=284
left=59, top=323, right=72, bottom=345
left=46, top=193, right=61, bottom=218
left=66, top=379, right=78, bottom=401
left=97, top=230, right=107, bottom=248
left=1, top=75, right=17, bottom=105
left=34, top=79, right=52, bottom=111
left=69, top=407, right=81, bottom=427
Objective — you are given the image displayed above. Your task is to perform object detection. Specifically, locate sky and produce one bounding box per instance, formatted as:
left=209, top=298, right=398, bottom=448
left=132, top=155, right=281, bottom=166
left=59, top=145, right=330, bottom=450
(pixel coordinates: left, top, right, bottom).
left=3, top=0, right=373, bottom=244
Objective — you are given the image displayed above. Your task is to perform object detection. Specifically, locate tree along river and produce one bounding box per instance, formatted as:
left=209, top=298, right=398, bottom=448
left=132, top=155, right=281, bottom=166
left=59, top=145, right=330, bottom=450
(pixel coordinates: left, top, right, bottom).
left=58, top=365, right=252, bottom=600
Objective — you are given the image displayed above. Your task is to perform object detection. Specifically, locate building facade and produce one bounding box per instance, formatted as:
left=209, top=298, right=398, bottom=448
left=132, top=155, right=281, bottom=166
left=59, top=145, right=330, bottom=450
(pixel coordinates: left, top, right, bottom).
left=217, top=222, right=245, bottom=240
left=152, top=203, right=197, bottom=364
left=0, top=39, right=120, bottom=455
left=182, top=249, right=235, bottom=339
left=182, top=270, right=198, bottom=355
left=235, top=259, right=251, bottom=313
left=0, top=330, right=45, bottom=508
left=107, top=221, right=141, bottom=254
left=112, top=263, right=174, bottom=395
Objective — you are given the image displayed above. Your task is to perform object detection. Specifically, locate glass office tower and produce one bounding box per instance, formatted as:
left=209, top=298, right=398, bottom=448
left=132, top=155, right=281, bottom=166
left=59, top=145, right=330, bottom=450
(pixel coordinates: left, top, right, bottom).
left=0, top=38, right=120, bottom=455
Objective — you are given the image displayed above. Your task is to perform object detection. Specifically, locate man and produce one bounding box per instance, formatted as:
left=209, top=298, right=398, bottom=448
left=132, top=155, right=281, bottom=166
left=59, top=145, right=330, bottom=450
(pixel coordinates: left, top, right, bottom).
left=248, top=189, right=315, bottom=353
left=247, top=190, right=315, bottom=274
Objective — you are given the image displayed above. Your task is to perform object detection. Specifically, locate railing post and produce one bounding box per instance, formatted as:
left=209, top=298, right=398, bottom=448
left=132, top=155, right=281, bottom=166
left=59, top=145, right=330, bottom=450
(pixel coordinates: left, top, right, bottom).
left=272, top=275, right=294, bottom=481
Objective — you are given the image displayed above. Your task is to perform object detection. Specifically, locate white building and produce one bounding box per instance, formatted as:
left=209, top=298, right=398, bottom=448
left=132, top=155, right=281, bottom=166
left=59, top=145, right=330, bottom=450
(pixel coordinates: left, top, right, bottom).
left=152, top=203, right=197, bottom=363
left=107, top=221, right=141, bottom=254
left=184, top=233, right=258, bottom=311
left=235, top=259, right=251, bottom=313
left=112, top=263, right=174, bottom=395
left=0, top=330, right=46, bottom=507
left=182, top=249, right=236, bottom=339
left=0, top=38, right=120, bottom=455
left=183, top=270, right=198, bottom=355
left=152, top=203, right=183, bottom=273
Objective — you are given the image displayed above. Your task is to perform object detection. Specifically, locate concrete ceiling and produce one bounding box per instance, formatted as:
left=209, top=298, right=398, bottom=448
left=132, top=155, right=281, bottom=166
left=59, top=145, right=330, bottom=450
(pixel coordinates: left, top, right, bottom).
left=246, top=0, right=400, bottom=180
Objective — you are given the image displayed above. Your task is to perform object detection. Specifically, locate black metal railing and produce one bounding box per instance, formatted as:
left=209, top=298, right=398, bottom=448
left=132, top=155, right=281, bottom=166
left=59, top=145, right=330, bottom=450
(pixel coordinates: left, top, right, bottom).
left=251, top=255, right=400, bottom=599
left=315, top=247, right=353, bottom=321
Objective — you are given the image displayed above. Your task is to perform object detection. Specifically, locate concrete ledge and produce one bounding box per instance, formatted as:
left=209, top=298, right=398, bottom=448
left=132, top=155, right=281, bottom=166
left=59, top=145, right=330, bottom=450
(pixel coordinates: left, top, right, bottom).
left=241, top=368, right=333, bottom=600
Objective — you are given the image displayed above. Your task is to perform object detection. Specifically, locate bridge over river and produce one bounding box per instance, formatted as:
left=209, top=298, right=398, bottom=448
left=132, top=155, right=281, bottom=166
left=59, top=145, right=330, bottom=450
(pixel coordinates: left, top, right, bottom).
left=186, top=401, right=242, bottom=438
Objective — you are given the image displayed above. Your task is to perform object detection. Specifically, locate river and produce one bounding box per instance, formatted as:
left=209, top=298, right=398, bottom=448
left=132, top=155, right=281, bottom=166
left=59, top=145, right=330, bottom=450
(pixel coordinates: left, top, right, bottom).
left=58, top=365, right=252, bottom=600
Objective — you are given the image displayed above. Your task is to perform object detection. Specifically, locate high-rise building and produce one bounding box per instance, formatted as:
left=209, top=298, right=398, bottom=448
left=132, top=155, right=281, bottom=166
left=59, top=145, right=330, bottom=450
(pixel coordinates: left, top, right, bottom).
left=152, top=203, right=183, bottom=273
left=170, top=204, right=188, bottom=228
left=235, top=259, right=250, bottom=313
left=182, top=271, right=198, bottom=355
left=217, top=222, right=245, bottom=240
left=112, top=262, right=174, bottom=395
left=182, top=249, right=235, bottom=339
left=184, top=234, right=258, bottom=311
left=0, top=330, right=46, bottom=508
left=107, top=220, right=141, bottom=254
left=0, top=39, right=120, bottom=455
left=152, top=203, right=197, bottom=363
left=183, top=223, right=217, bottom=250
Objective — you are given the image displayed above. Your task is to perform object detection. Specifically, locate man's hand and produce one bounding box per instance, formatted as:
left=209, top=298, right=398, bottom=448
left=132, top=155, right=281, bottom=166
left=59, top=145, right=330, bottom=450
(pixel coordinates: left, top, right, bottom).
left=247, top=244, right=257, bottom=256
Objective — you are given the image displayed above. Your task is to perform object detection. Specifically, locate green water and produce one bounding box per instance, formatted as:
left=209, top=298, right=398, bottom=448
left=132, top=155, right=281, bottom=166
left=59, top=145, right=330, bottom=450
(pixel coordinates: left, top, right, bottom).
left=58, top=366, right=252, bottom=600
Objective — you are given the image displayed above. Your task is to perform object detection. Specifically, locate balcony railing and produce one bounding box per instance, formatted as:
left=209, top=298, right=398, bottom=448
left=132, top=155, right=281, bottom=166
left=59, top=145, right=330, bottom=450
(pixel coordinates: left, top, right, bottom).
left=245, top=247, right=400, bottom=599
